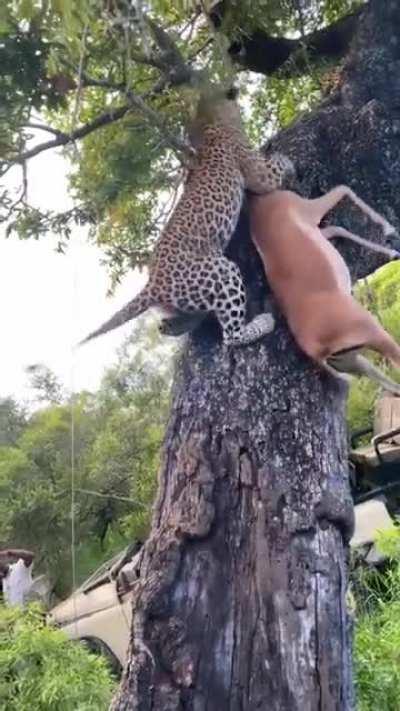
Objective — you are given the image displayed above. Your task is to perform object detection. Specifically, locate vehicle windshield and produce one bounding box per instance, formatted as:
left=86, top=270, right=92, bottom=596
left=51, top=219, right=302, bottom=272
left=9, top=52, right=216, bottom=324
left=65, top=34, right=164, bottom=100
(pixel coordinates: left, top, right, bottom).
left=76, top=540, right=142, bottom=594
left=77, top=550, right=127, bottom=594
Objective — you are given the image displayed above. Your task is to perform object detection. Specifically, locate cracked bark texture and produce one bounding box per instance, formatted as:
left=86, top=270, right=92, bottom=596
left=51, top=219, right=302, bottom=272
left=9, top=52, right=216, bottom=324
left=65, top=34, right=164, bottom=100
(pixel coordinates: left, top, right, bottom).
left=113, top=2, right=400, bottom=709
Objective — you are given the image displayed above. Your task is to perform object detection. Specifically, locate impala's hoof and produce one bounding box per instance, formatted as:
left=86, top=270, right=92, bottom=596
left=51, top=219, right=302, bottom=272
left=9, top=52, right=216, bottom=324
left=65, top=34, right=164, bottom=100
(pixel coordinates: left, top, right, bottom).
left=385, top=231, right=400, bottom=257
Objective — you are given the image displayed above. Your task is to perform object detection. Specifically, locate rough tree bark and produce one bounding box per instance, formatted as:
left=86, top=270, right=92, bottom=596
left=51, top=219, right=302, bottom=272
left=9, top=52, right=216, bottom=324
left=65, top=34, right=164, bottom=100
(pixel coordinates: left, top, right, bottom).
left=113, top=2, right=400, bottom=709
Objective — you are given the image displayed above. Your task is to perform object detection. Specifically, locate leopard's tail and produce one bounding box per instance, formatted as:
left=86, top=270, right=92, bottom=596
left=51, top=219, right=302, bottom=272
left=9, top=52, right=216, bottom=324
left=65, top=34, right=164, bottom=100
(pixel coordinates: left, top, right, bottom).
left=79, top=286, right=152, bottom=345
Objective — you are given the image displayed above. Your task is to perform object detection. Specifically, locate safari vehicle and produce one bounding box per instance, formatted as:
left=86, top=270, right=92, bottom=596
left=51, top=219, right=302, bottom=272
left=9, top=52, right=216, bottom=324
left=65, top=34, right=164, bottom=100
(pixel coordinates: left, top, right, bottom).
left=349, top=392, right=400, bottom=563
left=49, top=504, right=395, bottom=675
left=47, top=541, right=142, bottom=674
left=350, top=392, right=400, bottom=508
left=49, top=396, right=400, bottom=673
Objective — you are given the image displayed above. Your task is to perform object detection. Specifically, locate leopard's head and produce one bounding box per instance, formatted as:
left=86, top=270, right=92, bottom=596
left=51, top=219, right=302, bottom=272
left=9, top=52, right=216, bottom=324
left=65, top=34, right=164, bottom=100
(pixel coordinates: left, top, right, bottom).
left=189, top=83, right=242, bottom=144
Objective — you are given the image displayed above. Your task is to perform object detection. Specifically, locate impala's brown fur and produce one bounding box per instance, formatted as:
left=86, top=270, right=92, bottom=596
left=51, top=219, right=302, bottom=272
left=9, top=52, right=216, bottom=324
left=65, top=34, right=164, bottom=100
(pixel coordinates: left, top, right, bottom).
left=250, top=186, right=400, bottom=393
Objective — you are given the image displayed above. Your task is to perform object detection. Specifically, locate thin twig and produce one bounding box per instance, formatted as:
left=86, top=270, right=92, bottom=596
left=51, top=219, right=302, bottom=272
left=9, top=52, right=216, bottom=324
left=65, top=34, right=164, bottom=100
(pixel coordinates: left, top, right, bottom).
left=0, top=191, right=26, bottom=224
left=125, top=89, right=192, bottom=158
left=24, top=122, right=65, bottom=136
left=8, top=104, right=132, bottom=163
left=7, top=91, right=192, bottom=167
left=22, top=161, right=28, bottom=201
left=188, top=36, right=213, bottom=62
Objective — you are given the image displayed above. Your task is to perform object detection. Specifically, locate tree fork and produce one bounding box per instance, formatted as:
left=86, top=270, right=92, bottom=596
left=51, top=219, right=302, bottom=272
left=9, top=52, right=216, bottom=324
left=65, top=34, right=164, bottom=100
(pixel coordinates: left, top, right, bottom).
left=113, top=1, right=400, bottom=708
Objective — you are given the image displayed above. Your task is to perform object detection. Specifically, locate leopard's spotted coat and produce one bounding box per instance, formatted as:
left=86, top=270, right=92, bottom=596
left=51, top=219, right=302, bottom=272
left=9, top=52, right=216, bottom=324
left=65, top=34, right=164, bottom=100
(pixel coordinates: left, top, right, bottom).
left=82, top=89, right=294, bottom=347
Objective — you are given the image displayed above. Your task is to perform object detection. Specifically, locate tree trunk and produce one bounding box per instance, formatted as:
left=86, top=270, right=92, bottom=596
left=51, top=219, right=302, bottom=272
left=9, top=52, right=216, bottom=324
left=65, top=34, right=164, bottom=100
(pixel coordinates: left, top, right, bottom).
left=113, top=2, right=400, bottom=709
left=113, top=313, right=353, bottom=711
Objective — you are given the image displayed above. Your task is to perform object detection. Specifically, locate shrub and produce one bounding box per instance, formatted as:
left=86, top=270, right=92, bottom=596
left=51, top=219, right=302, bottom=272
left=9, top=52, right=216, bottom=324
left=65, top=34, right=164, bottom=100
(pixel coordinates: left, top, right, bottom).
left=0, top=603, right=116, bottom=710
left=354, top=525, right=400, bottom=710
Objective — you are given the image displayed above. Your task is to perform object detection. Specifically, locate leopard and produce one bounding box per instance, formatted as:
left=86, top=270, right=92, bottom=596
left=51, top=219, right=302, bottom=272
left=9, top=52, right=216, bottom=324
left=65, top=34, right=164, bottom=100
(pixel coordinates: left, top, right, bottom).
left=81, top=86, right=294, bottom=348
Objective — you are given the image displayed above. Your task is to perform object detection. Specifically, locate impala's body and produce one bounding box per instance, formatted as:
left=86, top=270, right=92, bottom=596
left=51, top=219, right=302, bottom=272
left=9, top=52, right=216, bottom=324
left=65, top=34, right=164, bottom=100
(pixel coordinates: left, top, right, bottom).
left=250, top=187, right=400, bottom=393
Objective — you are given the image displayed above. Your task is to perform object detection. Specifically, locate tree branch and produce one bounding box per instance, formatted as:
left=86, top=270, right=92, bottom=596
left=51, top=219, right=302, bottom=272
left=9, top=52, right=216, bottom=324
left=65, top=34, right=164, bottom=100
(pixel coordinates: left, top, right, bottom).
left=6, top=104, right=131, bottom=165
left=24, top=122, right=64, bottom=136
left=5, top=92, right=192, bottom=171
left=144, top=16, right=198, bottom=86
left=2, top=19, right=198, bottom=176
left=146, top=16, right=185, bottom=65
left=80, top=74, right=126, bottom=91
left=209, top=2, right=366, bottom=77
left=124, top=89, right=192, bottom=157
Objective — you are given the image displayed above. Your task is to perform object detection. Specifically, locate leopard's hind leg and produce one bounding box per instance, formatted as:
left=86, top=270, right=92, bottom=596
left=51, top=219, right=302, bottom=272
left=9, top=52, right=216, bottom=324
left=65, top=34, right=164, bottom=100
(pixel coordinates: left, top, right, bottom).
left=169, top=256, right=274, bottom=346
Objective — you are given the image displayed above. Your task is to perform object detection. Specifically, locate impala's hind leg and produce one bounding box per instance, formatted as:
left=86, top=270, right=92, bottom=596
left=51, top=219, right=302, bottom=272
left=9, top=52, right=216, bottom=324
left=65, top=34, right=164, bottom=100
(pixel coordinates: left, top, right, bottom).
left=327, top=350, right=400, bottom=395
left=321, top=226, right=400, bottom=259
left=307, top=185, right=396, bottom=236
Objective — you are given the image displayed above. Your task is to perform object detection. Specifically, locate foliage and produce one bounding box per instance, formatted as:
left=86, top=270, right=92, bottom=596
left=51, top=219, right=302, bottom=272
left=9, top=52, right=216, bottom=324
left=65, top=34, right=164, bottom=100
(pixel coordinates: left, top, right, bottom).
left=357, top=263, right=400, bottom=343
left=25, top=364, right=64, bottom=404
left=0, top=603, right=116, bottom=711
left=0, top=0, right=364, bottom=284
left=347, top=262, right=400, bottom=435
left=0, top=397, right=94, bottom=595
left=0, top=319, right=174, bottom=596
left=0, top=4, right=64, bottom=156
left=346, top=376, right=377, bottom=435
left=0, top=398, right=26, bottom=446
left=354, top=525, right=400, bottom=711
left=245, top=73, right=323, bottom=143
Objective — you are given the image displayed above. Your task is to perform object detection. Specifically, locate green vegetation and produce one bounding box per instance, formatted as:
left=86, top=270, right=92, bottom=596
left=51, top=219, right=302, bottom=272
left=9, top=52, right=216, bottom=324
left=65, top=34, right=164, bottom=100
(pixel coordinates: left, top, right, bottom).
left=347, top=262, right=400, bottom=435
left=0, top=603, right=116, bottom=710
left=0, top=0, right=362, bottom=286
left=354, top=525, right=400, bottom=711
left=1, top=0, right=400, bottom=704
left=0, top=318, right=174, bottom=596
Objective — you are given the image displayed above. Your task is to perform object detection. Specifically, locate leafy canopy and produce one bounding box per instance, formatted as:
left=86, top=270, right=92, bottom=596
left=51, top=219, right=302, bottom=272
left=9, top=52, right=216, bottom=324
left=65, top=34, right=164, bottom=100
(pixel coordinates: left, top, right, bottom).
left=0, top=319, right=173, bottom=596
left=0, top=0, right=362, bottom=284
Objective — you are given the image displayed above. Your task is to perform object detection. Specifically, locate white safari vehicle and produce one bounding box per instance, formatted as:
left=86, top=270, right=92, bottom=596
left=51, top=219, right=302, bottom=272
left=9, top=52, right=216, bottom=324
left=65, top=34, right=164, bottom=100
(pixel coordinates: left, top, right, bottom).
left=48, top=495, right=395, bottom=675
left=48, top=542, right=142, bottom=674
left=50, top=395, right=400, bottom=672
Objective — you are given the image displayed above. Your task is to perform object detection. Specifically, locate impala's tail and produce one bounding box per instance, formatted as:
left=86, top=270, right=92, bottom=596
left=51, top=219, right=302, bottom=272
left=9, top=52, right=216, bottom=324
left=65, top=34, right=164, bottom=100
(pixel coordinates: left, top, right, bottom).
left=80, top=287, right=152, bottom=345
